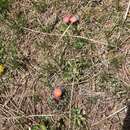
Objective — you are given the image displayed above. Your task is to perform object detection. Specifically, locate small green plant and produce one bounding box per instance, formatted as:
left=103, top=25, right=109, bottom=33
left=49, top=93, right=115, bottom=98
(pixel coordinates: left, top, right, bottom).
left=0, top=0, right=9, bottom=13
left=0, top=0, right=10, bottom=21
left=59, top=24, right=69, bottom=33
left=35, top=117, right=66, bottom=130
left=63, top=60, right=79, bottom=80
left=73, top=40, right=85, bottom=49
left=31, top=124, right=47, bottom=130
left=73, top=38, right=87, bottom=49
left=63, top=58, right=92, bottom=80
left=71, top=107, right=86, bottom=128
left=36, top=116, right=52, bottom=130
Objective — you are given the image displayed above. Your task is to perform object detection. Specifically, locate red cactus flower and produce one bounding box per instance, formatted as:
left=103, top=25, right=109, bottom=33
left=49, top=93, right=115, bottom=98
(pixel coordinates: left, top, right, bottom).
left=70, top=15, right=80, bottom=24
left=52, top=86, right=63, bottom=101
left=63, top=15, right=71, bottom=24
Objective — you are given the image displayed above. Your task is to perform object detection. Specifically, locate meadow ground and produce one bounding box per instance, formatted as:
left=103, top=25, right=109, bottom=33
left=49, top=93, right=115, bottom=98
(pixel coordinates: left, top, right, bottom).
left=0, top=0, right=130, bottom=130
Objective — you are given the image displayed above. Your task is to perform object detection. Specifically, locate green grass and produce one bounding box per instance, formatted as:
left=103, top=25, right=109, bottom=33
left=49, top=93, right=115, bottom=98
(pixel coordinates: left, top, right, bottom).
left=31, top=124, right=47, bottom=130
left=0, top=0, right=129, bottom=130
left=0, top=0, right=9, bottom=13
left=71, top=107, right=87, bottom=128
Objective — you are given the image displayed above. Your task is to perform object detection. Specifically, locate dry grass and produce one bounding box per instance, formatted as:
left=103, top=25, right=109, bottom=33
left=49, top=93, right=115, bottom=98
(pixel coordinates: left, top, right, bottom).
left=0, top=0, right=130, bottom=130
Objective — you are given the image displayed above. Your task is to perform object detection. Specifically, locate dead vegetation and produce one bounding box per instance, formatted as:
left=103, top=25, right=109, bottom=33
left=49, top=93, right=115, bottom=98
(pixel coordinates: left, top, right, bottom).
left=0, top=0, right=130, bottom=130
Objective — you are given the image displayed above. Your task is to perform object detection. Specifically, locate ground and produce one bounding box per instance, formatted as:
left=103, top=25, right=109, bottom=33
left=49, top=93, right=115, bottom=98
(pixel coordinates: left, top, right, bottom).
left=0, top=0, right=130, bottom=130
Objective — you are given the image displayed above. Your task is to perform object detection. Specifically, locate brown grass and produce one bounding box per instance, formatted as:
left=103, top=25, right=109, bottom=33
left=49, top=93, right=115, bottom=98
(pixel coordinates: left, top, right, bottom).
left=0, top=0, right=130, bottom=130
